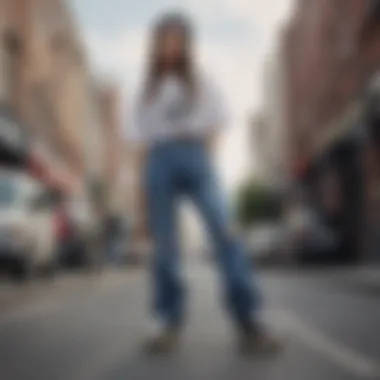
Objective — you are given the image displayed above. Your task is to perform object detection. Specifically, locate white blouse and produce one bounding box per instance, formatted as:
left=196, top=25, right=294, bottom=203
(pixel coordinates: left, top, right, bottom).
left=126, top=73, right=228, bottom=145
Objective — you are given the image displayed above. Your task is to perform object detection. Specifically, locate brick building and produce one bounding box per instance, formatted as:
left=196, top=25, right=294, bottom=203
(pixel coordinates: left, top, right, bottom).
left=254, top=48, right=289, bottom=189
left=282, top=0, right=380, bottom=262
left=250, top=111, right=267, bottom=180
left=95, top=83, right=126, bottom=213
left=0, top=0, right=89, bottom=193
left=284, top=0, right=380, bottom=171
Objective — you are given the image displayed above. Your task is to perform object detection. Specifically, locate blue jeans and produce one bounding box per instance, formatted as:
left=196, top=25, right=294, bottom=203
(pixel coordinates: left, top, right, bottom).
left=145, top=140, right=261, bottom=328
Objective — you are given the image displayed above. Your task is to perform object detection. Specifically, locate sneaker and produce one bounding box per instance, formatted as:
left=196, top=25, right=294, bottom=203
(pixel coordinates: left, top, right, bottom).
left=238, top=321, right=283, bottom=356
left=143, top=320, right=182, bottom=354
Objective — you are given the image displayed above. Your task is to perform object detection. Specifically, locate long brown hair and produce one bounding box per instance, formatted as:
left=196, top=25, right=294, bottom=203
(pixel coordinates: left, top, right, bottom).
left=143, top=13, right=196, bottom=102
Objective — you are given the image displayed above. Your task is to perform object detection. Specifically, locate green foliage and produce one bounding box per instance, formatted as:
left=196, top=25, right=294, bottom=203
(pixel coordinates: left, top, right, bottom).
left=235, top=178, right=281, bottom=228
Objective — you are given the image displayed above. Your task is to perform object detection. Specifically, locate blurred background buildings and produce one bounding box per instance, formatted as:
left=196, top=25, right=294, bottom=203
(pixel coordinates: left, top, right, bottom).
left=1, top=0, right=380, bottom=270
left=252, top=0, right=380, bottom=264
left=1, top=2, right=380, bottom=378
left=0, top=0, right=133, bottom=216
left=251, top=47, right=288, bottom=190
left=0, top=0, right=135, bottom=271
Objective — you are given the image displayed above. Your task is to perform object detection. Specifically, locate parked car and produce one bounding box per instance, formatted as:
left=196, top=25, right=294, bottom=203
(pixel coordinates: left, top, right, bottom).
left=0, top=170, right=59, bottom=280
left=284, top=203, right=342, bottom=265
left=245, top=222, right=288, bottom=265
left=57, top=194, right=96, bottom=269
left=120, top=234, right=150, bottom=267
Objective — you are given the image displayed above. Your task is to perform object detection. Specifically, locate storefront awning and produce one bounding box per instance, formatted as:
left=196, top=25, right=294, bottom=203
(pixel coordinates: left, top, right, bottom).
left=314, top=100, right=364, bottom=159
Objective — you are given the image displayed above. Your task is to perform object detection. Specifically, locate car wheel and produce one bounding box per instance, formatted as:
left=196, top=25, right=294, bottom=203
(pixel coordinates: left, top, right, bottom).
left=41, top=254, right=60, bottom=280
left=11, top=257, right=35, bottom=283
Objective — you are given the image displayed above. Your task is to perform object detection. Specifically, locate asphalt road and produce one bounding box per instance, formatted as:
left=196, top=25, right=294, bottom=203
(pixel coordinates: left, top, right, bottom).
left=0, top=265, right=379, bottom=380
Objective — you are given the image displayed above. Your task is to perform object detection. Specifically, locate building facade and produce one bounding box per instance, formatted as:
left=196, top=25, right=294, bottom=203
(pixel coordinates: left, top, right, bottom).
left=284, top=0, right=380, bottom=171
left=261, top=49, right=289, bottom=188
left=251, top=111, right=267, bottom=181
left=250, top=45, right=289, bottom=192
left=93, top=82, right=136, bottom=220
left=283, top=0, right=380, bottom=262
left=0, top=0, right=89, bottom=193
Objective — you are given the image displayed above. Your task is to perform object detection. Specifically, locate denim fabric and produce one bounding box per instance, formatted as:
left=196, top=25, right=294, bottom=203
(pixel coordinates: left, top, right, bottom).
left=145, top=139, right=261, bottom=327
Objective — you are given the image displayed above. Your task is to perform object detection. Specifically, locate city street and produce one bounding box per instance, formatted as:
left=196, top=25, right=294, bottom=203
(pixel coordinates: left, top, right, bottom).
left=0, top=264, right=379, bottom=380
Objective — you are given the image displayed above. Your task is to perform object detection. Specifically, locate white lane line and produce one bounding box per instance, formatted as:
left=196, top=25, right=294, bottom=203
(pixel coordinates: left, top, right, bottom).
left=265, top=309, right=380, bottom=379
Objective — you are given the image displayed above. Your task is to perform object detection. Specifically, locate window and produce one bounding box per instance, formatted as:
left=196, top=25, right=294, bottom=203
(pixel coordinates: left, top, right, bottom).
left=368, top=0, right=380, bottom=18
left=336, top=12, right=355, bottom=60
left=0, top=48, right=6, bottom=102
left=51, top=32, right=69, bottom=52
left=1, top=30, right=21, bottom=103
left=3, top=30, right=22, bottom=56
left=364, top=0, right=380, bottom=35
left=34, top=0, right=62, bottom=36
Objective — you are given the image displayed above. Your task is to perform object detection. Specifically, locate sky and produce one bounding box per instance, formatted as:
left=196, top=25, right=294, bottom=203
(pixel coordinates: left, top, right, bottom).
left=70, top=0, right=294, bottom=190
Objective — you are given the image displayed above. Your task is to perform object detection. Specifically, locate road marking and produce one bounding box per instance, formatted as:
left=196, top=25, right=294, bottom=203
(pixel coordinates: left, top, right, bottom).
left=0, top=272, right=132, bottom=328
left=67, top=337, right=134, bottom=380
left=0, top=298, right=63, bottom=328
left=265, top=309, right=380, bottom=379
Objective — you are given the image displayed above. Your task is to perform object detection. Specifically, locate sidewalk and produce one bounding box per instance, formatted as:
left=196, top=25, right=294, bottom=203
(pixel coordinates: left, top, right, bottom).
left=334, top=265, right=380, bottom=294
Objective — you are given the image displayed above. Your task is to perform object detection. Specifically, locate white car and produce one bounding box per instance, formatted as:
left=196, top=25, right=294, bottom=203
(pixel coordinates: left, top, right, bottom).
left=245, top=223, right=287, bottom=264
left=0, top=170, right=58, bottom=280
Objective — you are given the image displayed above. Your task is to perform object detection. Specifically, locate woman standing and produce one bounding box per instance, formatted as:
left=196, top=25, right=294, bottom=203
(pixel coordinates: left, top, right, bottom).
left=128, top=12, right=280, bottom=354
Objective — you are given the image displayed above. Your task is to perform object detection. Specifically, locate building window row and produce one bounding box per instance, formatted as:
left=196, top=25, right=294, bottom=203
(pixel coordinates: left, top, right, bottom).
left=0, top=30, right=22, bottom=105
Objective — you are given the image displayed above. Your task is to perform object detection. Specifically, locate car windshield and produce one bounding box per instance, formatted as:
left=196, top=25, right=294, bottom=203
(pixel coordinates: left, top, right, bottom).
left=0, top=175, right=19, bottom=208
